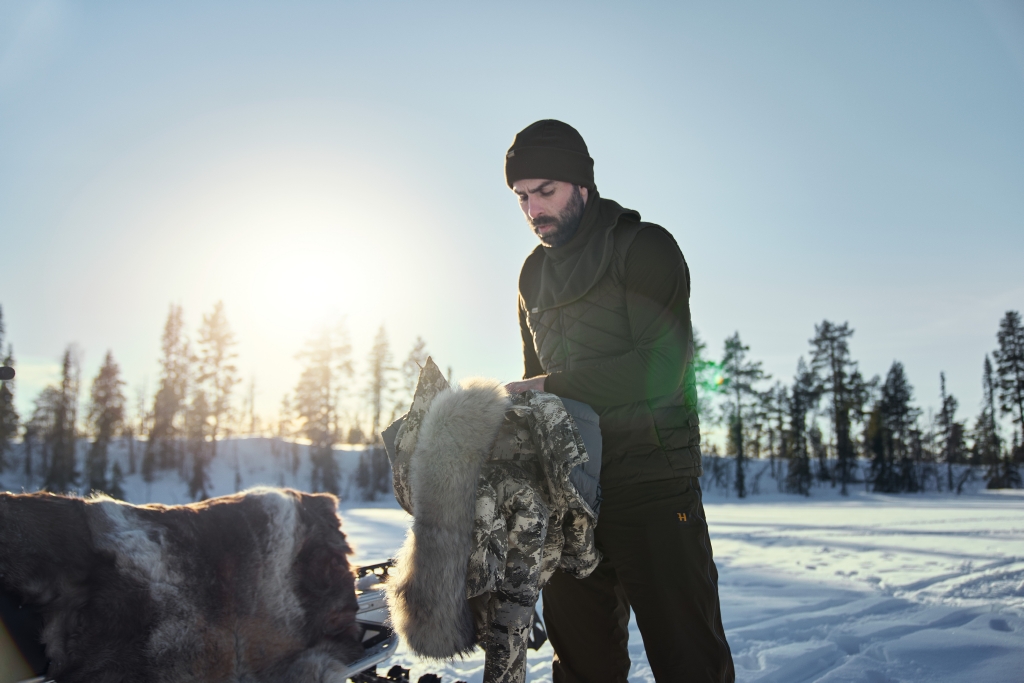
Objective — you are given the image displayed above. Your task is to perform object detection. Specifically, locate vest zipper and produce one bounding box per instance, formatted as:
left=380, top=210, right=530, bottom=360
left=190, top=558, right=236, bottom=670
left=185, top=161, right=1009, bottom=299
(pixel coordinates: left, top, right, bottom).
left=560, top=308, right=571, bottom=370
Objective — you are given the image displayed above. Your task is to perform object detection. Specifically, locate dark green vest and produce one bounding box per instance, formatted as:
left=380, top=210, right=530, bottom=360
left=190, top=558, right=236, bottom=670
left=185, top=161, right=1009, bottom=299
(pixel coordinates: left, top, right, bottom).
left=522, top=220, right=703, bottom=487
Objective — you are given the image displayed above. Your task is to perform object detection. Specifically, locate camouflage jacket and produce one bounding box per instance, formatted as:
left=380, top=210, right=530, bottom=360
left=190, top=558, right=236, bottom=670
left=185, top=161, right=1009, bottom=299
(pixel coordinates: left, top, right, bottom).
left=383, top=359, right=600, bottom=683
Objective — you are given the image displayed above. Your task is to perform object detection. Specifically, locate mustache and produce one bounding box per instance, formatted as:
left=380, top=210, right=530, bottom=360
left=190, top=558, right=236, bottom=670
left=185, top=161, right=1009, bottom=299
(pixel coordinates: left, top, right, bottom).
left=530, top=215, right=558, bottom=228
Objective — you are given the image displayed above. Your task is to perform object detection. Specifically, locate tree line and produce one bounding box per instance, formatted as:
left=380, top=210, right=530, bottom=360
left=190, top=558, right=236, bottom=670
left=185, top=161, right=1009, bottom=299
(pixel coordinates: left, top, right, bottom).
left=2, top=303, right=1021, bottom=501
left=0, top=303, right=434, bottom=501
left=699, top=312, right=1024, bottom=498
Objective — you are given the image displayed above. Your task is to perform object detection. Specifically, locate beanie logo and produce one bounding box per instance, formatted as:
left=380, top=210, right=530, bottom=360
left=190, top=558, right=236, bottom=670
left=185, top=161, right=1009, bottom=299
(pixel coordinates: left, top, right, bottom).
left=506, top=150, right=515, bottom=158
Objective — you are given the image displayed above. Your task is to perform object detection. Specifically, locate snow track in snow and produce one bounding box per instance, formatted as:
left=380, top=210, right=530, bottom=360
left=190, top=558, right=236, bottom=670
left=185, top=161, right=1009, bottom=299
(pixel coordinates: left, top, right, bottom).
left=334, top=490, right=1024, bottom=682
left=708, top=491, right=1024, bottom=683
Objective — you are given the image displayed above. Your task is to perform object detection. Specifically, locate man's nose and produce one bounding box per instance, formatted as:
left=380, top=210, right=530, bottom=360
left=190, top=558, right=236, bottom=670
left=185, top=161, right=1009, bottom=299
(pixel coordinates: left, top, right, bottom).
left=527, top=199, right=545, bottom=220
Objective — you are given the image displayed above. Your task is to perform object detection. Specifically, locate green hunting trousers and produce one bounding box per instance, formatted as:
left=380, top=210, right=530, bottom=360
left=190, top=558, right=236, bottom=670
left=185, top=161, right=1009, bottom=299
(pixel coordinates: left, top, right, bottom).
left=542, top=477, right=734, bottom=683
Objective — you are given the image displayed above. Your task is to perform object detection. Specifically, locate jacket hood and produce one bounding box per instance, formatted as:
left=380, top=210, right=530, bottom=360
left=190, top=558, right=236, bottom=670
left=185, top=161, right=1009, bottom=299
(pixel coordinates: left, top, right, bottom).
left=384, top=368, right=509, bottom=658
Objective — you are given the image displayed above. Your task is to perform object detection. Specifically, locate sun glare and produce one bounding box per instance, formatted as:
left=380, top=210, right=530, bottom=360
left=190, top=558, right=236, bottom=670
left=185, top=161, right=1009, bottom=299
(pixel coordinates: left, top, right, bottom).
left=154, top=155, right=444, bottom=407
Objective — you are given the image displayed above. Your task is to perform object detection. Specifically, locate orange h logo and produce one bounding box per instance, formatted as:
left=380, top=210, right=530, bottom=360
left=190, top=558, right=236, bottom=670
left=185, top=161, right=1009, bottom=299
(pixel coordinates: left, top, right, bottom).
left=677, top=512, right=687, bottom=522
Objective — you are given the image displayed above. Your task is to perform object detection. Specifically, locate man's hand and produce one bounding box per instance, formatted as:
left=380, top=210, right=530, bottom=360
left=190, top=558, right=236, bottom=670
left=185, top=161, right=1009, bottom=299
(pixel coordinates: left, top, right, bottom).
left=504, top=376, right=547, bottom=394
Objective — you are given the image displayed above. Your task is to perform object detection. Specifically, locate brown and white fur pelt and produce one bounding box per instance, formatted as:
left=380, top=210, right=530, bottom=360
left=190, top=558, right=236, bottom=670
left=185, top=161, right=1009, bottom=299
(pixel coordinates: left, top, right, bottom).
left=385, top=378, right=509, bottom=658
left=0, top=487, right=363, bottom=683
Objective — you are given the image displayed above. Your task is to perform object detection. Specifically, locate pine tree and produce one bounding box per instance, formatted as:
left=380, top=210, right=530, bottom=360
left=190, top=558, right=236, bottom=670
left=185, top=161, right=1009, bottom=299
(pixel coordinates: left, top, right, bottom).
left=949, top=419, right=969, bottom=493
left=974, top=356, right=1002, bottom=471
left=749, top=390, right=770, bottom=462
left=45, top=347, right=81, bottom=493
left=25, top=386, right=61, bottom=486
left=692, top=328, right=723, bottom=422
left=186, top=389, right=212, bottom=500
left=988, top=312, right=1024, bottom=488
left=145, top=304, right=191, bottom=478
left=243, top=376, right=258, bottom=436
left=196, top=301, right=239, bottom=459
left=277, top=393, right=294, bottom=441
left=809, top=422, right=828, bottom=482
left=764, top=382, right=788, bottom=480
left=809, top=321, right=867, bottom=495
left=365, top=325, right=396, bottom=442
left=108, top=461, right=126, bottom=500
left=0, top=325, right=18, bottom=474
left=275, top=393, right=301, bottom=477
left=879, top=361, right=920, bottom=493
left=362, top=326, right=398, bottom=498
left=865, top=400, right=890, bottom=491
left=720, top=332, right=768, bottom=498
left=128, top=383, right=147, bottom=475
left=85, top=351, right=126, bottom=495
left=356, top=450, right=373, bottom=500
left=937, top=372, right=967, bottom=492
left=993, top=311, right=1024, bottom=448
left=398, top=336, right=430, bottom=415
left=294, top=325, right=352, bottom=495
left=786, top=358, right=818, bottom=495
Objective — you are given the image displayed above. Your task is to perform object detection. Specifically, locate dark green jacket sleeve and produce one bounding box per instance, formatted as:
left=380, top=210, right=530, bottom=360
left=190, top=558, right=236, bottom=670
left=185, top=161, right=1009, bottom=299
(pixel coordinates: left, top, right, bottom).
left=543, top=226, right=692, bottom=407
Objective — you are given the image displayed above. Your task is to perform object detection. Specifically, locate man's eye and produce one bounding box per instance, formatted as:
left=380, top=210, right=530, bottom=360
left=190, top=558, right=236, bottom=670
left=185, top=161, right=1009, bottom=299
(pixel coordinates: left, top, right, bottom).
left=540, top=190, right=554, bottom=197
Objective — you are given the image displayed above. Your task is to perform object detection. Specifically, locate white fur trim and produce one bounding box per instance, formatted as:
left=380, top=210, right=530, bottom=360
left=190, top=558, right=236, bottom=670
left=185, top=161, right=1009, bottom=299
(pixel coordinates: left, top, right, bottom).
left=386, top=378, right=509, bottom=658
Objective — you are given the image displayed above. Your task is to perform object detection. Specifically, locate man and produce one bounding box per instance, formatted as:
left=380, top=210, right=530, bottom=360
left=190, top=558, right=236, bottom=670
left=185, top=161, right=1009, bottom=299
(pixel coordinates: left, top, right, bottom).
left=503, top=120, right=734, bottom=683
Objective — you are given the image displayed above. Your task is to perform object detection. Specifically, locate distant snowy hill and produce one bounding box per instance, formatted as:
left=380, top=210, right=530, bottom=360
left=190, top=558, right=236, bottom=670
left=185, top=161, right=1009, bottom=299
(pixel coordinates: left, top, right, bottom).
left=0, top=437, right=382, bottom=506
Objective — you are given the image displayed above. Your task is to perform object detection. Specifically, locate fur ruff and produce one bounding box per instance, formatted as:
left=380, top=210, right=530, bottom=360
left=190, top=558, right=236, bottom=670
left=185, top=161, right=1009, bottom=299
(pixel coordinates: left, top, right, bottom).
left=386, top=378, right=509, bottom=658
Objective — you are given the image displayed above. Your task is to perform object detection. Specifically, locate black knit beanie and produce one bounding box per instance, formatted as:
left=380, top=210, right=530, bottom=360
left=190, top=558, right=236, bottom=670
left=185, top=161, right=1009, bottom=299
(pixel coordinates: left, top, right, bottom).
left=505, top=119, right=595, bottom=190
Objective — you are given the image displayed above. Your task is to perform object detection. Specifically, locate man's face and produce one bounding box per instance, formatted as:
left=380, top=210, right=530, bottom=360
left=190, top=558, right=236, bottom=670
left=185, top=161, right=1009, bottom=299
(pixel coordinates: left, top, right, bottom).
left=512, top=179, right=588, bottom=248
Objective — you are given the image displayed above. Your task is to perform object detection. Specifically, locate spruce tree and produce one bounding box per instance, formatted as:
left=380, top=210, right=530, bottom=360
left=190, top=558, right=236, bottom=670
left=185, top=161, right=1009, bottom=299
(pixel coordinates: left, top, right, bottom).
left=0, top=342, right=18, bottom=474
left=108, top=461, right=127, bottom=500
left=749, top=390, right=769, bottom=462
left=128, top=383, right=147, bottom=475
left=786, top=358, right=818, bottom=495
left=356, top=450, right=374, bottom=500
left=294, top=325, right=351, bottom=495
left=937, top=372, right=967, bottom=492
left=45, top=347, right=81, bottom=493
left=196, top=301, right=239, bottom=459
left=85, top=351, right=126, bottom=495
left=720, top=332, right=768, bottom=498
left=275, top=393, right=301, bottom=477
left=361, top=326, right=397, bottom=499
left=25, top=386, right=60, bottom=486
left=764, top=382, right=788, bottom=480
left=243, top=377, right=258, bottom=436
left=0, top=306, right=19, bottom=474
left=809, top=321, right=867, bottom=495
left=365, top=325, right=396, bottom=441
left=993, top=311, right=1024, bottom=450
left=692, top=329, right=722, bottom=424
left=145, top=304, right=190, bottom=478
left=865, top=401, right=891, bottom=491
left=398, top=336, right=430, bottom=415
left=974, top=356, right=1002, bottom=470
left=186, top=389, right=212, bottom=500
left=880, top=361, right=920, bottom=493
left=808, top=423, right=829, bottom=483
left=987, top=325, right=1019, bottom=489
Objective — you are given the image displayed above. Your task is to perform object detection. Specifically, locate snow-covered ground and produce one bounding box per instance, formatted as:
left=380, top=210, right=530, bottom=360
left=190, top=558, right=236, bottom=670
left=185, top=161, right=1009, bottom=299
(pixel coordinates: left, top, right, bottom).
left=342, top=489, right=1024, bottom=683
left=2, top=439, right=1022, bottom=682
left=699, top=489, right=1024, bottom=683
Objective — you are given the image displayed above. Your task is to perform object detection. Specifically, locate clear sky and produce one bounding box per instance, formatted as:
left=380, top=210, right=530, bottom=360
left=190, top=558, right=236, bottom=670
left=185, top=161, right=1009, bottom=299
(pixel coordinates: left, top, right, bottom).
left=2, top=1, right=1023, bottom=431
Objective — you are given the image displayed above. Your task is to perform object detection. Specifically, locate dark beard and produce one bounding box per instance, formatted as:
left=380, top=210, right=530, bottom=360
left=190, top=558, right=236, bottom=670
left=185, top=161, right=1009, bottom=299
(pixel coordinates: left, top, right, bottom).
left=530, top=186, right=585, bottom=248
